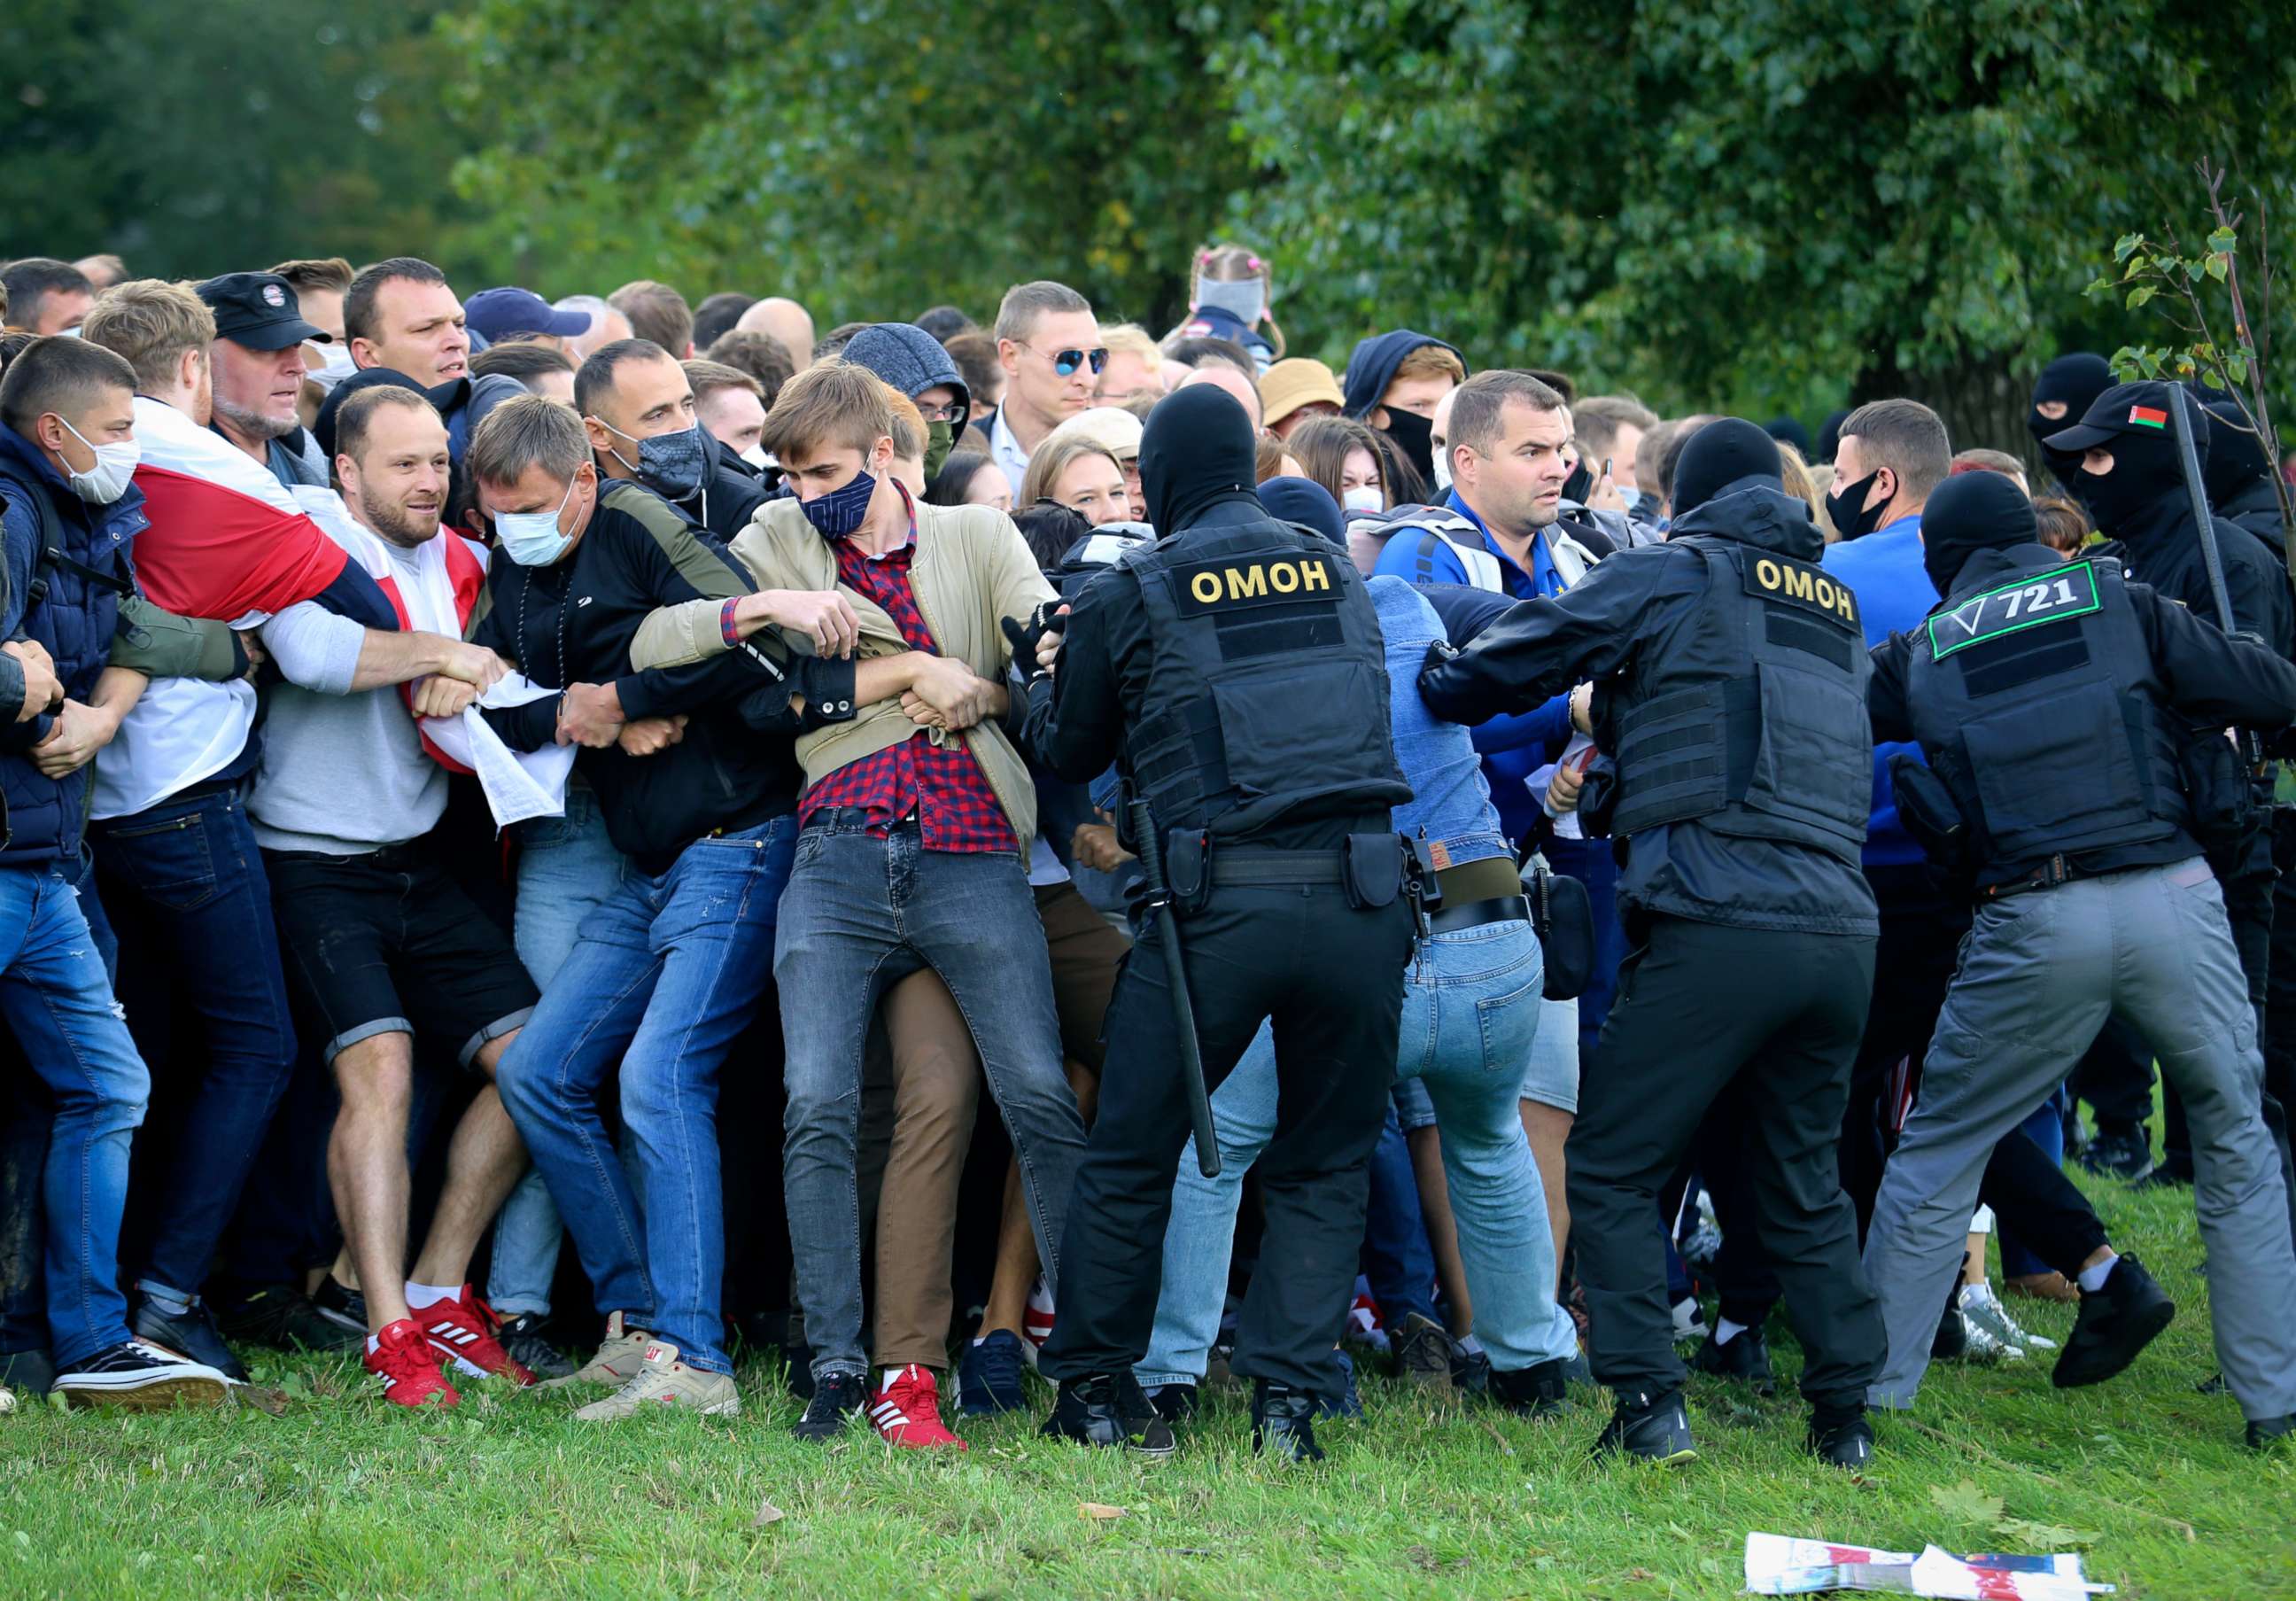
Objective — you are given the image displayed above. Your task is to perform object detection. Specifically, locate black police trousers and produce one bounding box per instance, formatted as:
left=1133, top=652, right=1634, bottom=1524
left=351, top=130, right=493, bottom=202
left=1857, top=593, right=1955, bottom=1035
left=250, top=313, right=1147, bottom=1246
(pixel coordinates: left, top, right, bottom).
left=1039, top=880, right=1413, bottom=1395
left=1568, top=915, right=1883, bottom=1410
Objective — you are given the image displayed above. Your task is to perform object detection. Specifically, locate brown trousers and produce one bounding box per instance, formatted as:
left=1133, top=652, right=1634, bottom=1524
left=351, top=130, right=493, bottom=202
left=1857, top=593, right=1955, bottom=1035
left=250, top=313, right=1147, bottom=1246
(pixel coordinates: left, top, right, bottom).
left=871, top=880, right=1127, bottom=1368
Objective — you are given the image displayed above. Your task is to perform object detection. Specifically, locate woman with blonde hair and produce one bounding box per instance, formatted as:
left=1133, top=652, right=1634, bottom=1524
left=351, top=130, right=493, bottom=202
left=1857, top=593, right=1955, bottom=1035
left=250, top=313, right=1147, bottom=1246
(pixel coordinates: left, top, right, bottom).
left=1018, top=433, right=1134, bottom=526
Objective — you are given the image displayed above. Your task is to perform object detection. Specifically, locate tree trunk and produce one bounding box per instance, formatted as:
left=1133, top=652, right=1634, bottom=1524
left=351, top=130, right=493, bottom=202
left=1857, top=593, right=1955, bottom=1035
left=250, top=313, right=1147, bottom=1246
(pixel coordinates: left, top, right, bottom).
left=1851, top=355, right=2046, bottom=482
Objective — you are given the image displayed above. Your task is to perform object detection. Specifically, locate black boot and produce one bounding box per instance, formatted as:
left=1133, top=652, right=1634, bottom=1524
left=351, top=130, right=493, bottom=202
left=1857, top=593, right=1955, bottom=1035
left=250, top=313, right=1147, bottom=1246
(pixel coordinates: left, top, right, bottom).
left=1590, top=1388, right=1695, bottom=1465
left=1487, top=1356, right=1570, bottom=1419
left=1807, top=1402, right=1874, bottom=1470
left=1689, top=1327, right=1774, bottom=1395
left=1251, top=1381, right=1325, bottom=1463
left=2054, top=1255, right=2176, bottom=1389
left=2247, top=1413, right=2294, bottom=1451
left=1042, top=1374, right=1175, bottom=1457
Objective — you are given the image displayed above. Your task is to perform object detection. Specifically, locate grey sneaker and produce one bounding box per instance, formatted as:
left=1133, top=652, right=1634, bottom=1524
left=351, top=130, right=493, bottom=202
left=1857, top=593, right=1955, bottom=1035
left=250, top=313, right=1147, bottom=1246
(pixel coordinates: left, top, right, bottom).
left=542, top=1310, right=653, bottom=1390
left=1949, top=1297, right=2026, bottom=1364
left=574, top=1341, right=740, bottom=1421
left=1961, top=1282, right=2057, bottom=1353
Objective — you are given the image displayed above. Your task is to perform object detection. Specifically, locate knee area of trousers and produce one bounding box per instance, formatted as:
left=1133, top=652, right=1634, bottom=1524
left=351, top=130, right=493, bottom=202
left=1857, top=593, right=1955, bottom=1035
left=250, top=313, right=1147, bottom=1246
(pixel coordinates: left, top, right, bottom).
left=781, top=1083, right=860, bottom=1143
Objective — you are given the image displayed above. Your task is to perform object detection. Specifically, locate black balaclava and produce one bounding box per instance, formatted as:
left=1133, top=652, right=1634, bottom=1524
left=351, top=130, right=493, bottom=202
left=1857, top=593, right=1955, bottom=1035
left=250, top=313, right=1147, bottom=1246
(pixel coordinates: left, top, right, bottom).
left=1920, top=468, right=2038, bottom=595
left=2044, top=379, right=2197, bottom=540
left=1763, top=415, right=1811, bottom=456
left=1670, top=417, right=1782, bottom=517
left=1139, top=384, right=1261, bottom=536
left=2201, top=392, right=2272, bottom=505
left=2028, top=353, right=2113, bottom=488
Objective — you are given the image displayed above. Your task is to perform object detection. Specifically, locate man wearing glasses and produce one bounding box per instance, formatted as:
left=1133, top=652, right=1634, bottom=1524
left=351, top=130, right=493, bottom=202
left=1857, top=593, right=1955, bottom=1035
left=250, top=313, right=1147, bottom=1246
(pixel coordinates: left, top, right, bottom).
left=988, top=282, right=1105, bottom=501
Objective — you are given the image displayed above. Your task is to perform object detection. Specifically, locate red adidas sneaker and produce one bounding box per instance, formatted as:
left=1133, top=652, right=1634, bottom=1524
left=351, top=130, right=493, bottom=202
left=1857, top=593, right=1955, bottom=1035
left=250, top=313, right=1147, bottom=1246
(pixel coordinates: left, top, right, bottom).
left=367, top=1318, right=460, bottom=1408
left=869, top=1364, right=967, bottom=1450
left=411, top=1286, right=538, bottom=1386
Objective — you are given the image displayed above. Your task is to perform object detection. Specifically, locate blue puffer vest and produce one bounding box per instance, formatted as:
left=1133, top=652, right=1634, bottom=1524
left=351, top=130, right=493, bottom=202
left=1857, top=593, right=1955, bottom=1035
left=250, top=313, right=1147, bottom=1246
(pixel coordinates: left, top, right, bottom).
left=0, top=424, right=144, bottom=865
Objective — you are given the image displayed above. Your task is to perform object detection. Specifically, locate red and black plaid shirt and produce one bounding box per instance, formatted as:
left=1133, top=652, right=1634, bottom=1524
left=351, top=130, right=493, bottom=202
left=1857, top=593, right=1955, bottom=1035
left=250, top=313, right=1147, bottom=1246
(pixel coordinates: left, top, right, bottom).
left=796, top=527, right=1016, bottom=853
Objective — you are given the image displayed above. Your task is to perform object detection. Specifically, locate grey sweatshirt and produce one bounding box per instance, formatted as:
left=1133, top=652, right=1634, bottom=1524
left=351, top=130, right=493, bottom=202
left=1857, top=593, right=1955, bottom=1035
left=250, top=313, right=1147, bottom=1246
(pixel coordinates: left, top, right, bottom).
left=248, top=540, right=449, bottom=855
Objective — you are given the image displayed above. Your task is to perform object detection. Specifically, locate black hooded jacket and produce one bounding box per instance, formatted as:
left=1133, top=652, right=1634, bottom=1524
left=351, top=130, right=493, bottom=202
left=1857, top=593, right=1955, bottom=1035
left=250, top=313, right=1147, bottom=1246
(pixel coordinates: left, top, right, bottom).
left=1421, top=484, right=1878, bottom=935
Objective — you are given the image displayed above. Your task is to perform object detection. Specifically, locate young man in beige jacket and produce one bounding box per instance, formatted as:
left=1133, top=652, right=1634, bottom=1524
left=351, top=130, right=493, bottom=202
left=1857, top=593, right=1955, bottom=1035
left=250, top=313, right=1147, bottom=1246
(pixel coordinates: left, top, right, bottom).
left=628, top=362, right=1087, bottom=1449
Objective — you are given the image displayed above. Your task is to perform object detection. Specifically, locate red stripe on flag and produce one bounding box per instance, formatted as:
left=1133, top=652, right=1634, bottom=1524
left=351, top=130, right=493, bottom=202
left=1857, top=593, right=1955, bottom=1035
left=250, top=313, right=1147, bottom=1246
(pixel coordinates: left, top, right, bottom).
left=130, top=464, right=352, bottom=619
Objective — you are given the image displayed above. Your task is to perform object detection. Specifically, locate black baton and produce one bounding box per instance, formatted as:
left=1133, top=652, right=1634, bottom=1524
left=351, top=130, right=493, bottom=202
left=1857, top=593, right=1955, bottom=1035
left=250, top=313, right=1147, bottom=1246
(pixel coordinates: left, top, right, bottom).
left=1129, top=799, right=1221, bottom=1178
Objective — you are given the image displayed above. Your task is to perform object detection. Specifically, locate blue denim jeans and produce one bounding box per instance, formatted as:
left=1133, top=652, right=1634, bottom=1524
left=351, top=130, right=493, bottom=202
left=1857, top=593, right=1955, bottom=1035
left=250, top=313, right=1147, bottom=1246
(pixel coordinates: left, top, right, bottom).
left=496, top=817, right=795, bottom=1374
left=1139, top=920, right=1577, bottom=1386
left=91, top=786, right=298, bottom=1305
left=0, top=863, right=151, bottom=1367
left=1363, top=1101, right=1441, bottom=1327
left=488, top=786, right=630, bottom=1317
left=776, top=814, right=1085, bottom=1380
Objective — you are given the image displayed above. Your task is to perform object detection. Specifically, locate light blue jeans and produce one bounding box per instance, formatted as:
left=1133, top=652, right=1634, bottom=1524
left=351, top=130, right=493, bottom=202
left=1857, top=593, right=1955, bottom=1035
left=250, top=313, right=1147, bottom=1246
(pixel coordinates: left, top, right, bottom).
left=488, top=785, right=630, bottom=1317
left=1139, top=919, right=1577, bottom=1385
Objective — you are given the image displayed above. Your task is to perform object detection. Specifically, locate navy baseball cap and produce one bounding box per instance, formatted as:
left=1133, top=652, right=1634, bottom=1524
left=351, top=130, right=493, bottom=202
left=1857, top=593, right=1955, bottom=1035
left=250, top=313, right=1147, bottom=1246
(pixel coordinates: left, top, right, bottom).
left=465, top=286, right=592, bottom=345
left=197, top=272, right=329, bottom=350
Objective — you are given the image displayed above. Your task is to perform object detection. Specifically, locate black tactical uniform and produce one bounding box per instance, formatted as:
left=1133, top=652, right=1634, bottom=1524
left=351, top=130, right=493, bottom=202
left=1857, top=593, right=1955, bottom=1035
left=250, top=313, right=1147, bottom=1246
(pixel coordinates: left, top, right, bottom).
left=2047, top=381, right=2296, bottom=1225
left=1421, top=421, right=1886, bottom=1467
left=1023, top=386, right=1416, bottom=1453
left=1860, top=470, right=2296, bottom=1444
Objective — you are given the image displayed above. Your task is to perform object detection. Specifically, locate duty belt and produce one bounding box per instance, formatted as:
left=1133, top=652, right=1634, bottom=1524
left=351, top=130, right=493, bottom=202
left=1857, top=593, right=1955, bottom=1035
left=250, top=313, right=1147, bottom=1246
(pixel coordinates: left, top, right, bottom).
left=1208, top=848, right=1346, bottom=887
left=1427, top=894, right=1532, bottom=935
left=1980, top=852, right=2081, bottom=902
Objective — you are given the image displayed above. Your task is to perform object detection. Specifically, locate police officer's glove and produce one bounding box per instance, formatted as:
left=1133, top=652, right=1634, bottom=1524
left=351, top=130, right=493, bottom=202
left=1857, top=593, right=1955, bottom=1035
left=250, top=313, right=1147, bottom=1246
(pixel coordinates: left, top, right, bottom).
left=1000, top=602, right=1059, bottom=680
left=1421, top=640, right=1459, bottom=681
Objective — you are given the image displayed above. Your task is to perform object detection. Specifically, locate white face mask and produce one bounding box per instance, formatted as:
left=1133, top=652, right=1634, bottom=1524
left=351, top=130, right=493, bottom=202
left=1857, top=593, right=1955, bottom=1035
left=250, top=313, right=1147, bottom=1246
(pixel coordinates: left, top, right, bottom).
left=740, top=444, right=772, bottom=470
left=1341, top=484, right=1385, bottom=514
left=307, top=339, right=358, bottom=381
left=1431, top=445, right=1454, bottom=495
left=58, top=416, right=140, bottom=504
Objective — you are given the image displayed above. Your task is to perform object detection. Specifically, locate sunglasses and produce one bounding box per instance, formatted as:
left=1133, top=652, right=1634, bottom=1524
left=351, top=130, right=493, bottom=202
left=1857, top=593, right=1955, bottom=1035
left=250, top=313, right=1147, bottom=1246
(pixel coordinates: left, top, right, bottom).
left=1025, top=343, right=1108, bottom=378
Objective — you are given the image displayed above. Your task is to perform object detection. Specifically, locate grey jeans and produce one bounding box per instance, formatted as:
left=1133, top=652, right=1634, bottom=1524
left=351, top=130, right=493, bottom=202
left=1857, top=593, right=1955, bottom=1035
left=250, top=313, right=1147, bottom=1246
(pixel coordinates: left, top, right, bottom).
left=1864, top=859, right=2296, bottom=1421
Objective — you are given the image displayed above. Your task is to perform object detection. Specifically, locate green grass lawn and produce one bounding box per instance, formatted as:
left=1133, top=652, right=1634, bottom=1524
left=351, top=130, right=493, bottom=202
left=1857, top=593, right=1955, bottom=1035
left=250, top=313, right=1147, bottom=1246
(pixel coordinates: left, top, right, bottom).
left=5, top=1170, right=2292, bottom=1601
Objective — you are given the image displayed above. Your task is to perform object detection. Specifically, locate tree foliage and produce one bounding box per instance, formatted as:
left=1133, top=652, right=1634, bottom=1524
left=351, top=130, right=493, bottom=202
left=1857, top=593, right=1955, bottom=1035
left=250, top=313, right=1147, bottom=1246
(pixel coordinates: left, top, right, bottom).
left=6, top=1, right=2290, bottom=455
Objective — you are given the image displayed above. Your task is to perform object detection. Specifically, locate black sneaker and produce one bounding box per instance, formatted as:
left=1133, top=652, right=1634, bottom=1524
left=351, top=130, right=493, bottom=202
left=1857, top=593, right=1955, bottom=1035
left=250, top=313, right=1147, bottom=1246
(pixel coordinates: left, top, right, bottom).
left=956, top=1329, right=1028, bottom=1416
left=496, top=1313, right=575, bottom=1380
left=1690, top=1328, right=1775, bottom=1395
left=1391, top=1312, right=1455, bottom=1390
left=1450, top=1342, right=1493, bottom=1398
left=2055, top=1255, right=2176, bottom=1388
left=132, top=1295, right=248, bottom=1383
left=1591, top=1388, right=1696, bottom=1465
left=2076, top=1125, right=2154, bottom=1182
left=1488, top=1356, right=1570, bottom=1418
left=1146, top=1381, right=1198, bottom=1426
left=54, top=1340, right=229, bottom=1410
left=1807, top=1403, right=1874, bottom=1470
left=1040, top=1373, right=1175, bottom=1457
left=0, top=1348, right=56, bottom=1398
left=792, top=1371, right=868, bottom=1442
left=2247, top=1413, right=2295, bottom=1450
left=1251, top=1382, right=1325, bottom=1463
left=2132, top=1158, right=2194, bottom=1191
left=1931, top=1304, right=1969, bottom=1362
left=212, top=1282, right=362, bottom=1353
left=310, top=1277, right=368, bottom=1339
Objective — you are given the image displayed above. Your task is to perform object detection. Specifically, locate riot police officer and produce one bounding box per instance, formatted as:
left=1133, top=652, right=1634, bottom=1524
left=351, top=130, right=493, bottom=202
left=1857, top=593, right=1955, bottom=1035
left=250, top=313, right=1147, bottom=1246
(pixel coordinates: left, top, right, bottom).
left=1420, top=419, right=1887, bottom=1468
left=1020, top=385, right=1416, bottom=1461
left=1859, top=469, right=2296, bottom=1449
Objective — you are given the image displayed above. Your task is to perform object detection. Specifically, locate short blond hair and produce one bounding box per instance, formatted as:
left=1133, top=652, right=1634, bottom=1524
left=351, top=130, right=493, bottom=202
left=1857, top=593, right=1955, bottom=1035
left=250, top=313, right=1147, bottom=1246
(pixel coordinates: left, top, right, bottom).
left=1100, top=323, right=1160, bottom=367
left=1393, top=344, right=1467, bottom=386
left=761, top=361, right=896, bottom=465
left=884, top=383, right=925, bottom=465
left=79, top=278, right=216, bottom=394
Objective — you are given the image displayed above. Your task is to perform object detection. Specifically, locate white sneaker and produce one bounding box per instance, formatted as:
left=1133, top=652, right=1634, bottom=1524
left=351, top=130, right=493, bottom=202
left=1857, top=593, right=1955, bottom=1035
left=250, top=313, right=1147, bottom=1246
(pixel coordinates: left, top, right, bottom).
left=542, top=1310, right=654, bottom=1390
left=1961, top=1281, right=2057, bottom=1352
left=574, top=1341, right=740, bottom=1422
left=1671, top=1295, right=1709, bottom=1343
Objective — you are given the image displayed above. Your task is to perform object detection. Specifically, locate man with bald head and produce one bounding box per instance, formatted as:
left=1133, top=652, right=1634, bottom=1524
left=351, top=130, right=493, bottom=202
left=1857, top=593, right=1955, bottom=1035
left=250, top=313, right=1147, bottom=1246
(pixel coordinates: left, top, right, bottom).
left=554, top=296, right=634, bottom=363
left=736, top=297, right=816, bottom=372
left=1175, top=364, right=1263, bottom=433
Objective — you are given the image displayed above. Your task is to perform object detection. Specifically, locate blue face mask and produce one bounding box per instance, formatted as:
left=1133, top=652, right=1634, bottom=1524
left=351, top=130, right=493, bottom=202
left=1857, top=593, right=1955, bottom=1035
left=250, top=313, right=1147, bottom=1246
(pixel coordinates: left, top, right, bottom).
left=597, top=417, right=707, bottom=500
left=496, top=476, right=578, bottom=566
left=802, top=463, right=879, bottom=540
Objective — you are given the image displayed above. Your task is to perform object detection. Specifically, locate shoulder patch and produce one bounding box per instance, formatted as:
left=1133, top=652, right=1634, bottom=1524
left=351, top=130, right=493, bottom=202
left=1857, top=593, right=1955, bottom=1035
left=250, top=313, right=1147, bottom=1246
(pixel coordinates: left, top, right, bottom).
left=1926, top=559, right=2100, bottom=659
left=1742, top=551, right=1858, bottom=628
left=1172, top=550, right=1342, bottom=616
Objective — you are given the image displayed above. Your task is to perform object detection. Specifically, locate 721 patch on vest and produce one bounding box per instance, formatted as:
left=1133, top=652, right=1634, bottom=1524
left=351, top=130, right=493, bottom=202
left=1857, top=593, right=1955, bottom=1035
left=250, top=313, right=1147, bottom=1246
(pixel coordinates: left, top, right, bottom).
left=1172, top=552, right=1340, bottom=615
left=1743, top=553, right=1859, bottom=628
left=1926, top=560, right=2100, bottom=660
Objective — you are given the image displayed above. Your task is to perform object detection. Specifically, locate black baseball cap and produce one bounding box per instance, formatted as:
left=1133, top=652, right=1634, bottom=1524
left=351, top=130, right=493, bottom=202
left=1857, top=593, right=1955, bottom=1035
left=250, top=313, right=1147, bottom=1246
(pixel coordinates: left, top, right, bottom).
left=198, top=271, right=330, bottom=350
left=2044, top=379, right=2183, bottom=454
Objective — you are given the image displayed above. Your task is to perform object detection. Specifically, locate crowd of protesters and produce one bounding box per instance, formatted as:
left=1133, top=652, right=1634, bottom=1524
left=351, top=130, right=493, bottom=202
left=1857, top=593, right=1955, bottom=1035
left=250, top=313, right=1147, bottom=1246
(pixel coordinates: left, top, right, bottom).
left=1, top=239, right=2293, bottom=1462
